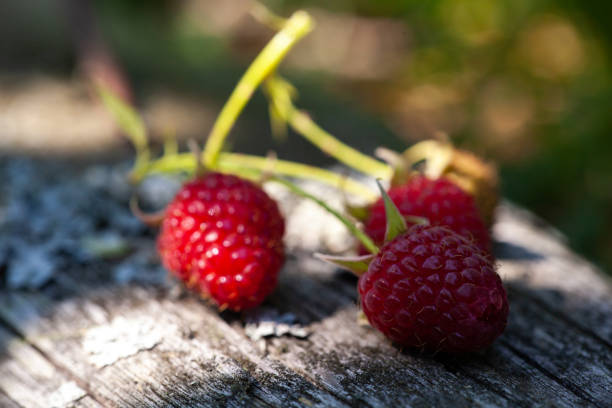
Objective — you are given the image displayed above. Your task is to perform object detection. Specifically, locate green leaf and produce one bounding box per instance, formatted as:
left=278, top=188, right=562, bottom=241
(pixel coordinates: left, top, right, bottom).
left=314, top=253, right=375, bottom=276
left=376, top=179, right=407, bottom=242
left=97, top=84, right=148, bottom=153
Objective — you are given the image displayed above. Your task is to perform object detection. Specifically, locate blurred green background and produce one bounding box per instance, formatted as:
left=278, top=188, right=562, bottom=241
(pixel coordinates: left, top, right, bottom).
left=1, top=0, right=610, bottom=272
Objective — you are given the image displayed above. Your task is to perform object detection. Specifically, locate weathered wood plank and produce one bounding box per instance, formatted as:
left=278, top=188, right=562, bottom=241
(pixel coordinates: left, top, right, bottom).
left=0, top=286, right=347, bottom=408
left=1, top=159, right=611, bottom=407
left=0, top=325, right=102, bottom=408
left=2, top=223, right=608, bottom=408
left=0, top=388, right=21, bottom=408
left=263, top=260, right=595, bottom=408
left=69, top=397, right=105, bottom=408
left=499, top=290, right=610, bottom=405
left=494, top=204, right=612, bottom=345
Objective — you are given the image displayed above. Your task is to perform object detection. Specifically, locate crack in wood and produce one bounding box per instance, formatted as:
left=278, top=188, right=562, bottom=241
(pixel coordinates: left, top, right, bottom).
left=1, top=159, right=611, bottom=407
left=512, top=286, right=612, bottom=350
left=0, top=387, right=21, bottom=408
left=0, top=313, right=112, bottom=408
left=500, top=340, right=602, bottom=407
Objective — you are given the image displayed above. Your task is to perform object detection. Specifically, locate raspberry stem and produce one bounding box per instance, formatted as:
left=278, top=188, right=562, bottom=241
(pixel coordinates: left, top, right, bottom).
left=136, top=152, right=377, bottom=201
left=271, top=177, right=379, bottom=254
left=264, top=75, right=393, bottom=180
left=202, top=11, right=313, bottom=169
left=222, top=153, right=377, bottom=200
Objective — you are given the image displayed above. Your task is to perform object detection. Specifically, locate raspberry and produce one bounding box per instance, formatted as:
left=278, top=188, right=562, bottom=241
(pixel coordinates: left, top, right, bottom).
left=437, top=148, right=499, bottom=227
left=358, top=225, right=508, bottom=352
left=401, top=140, right=499, bottom=225
left=363, top=175, right=491, bottom=253
left=157, top=173, right=285, bottom=311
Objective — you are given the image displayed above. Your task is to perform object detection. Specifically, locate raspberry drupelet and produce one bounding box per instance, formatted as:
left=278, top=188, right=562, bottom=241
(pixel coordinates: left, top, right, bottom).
left=363, top=175, right=491, bottom=253
left=157, top=173, right=285, bottom=311
left=358, top=224, right=508, bottom=352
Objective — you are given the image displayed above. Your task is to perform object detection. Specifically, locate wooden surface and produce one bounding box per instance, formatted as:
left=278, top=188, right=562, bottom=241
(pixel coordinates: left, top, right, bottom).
left=0, top=159, right=611, bottom=407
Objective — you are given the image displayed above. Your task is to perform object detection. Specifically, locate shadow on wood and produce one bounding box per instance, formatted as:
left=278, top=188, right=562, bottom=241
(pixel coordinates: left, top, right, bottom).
left=0, top=158, right=610, bottom=407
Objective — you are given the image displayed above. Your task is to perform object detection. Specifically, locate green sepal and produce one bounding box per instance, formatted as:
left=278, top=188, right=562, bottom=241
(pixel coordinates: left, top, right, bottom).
left=404, top=215, right=430, bottom=226
left=314, top=253, right=375, bottom=276
left=346, top=203, right=370, bottom=221
left=356, top=310, right=370, bottom=327
left=376, top=179, right=407, bottom=243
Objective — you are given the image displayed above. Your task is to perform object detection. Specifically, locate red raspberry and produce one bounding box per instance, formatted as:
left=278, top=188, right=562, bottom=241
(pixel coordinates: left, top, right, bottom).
left=358, top=225, right=508, bottom=352
left=157, top=173, right=285, bottom=311
left=363, top=176, right=491, bottom=253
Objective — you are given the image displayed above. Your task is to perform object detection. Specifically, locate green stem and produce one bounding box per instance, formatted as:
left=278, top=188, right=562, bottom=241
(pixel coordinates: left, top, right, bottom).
left=202, top=11, right=313, bottom=168
left=222, top=153, right=377, bottom=201
left=264, top=76, right=393, bottom=180
left=271, top=177, right=379, bottom=254
left=136, top=152, right=377, bottom=201
left=288, top=109, right=392, bottom=179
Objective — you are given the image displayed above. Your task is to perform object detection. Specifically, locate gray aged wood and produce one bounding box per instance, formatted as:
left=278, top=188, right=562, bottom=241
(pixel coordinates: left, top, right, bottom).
left=0, top=159, right=610, bottom=407
left=0, top=387, right=21, bottom=408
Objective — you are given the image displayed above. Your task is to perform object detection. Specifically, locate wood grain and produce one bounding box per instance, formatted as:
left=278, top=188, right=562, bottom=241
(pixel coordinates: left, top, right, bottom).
left=0, top=325, right=101, bottom=408
left=0, top=159, right=610, bottom=407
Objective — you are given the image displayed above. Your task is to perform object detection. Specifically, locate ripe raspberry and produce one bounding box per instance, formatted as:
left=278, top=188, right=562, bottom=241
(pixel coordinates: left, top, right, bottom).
left=401, top=140, right=499, bottom=226
left=363, top=176, right=491, bottom=253
left=358, top=225, right=508, bottom=352
left=157, top=173, right=285, bottom=311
